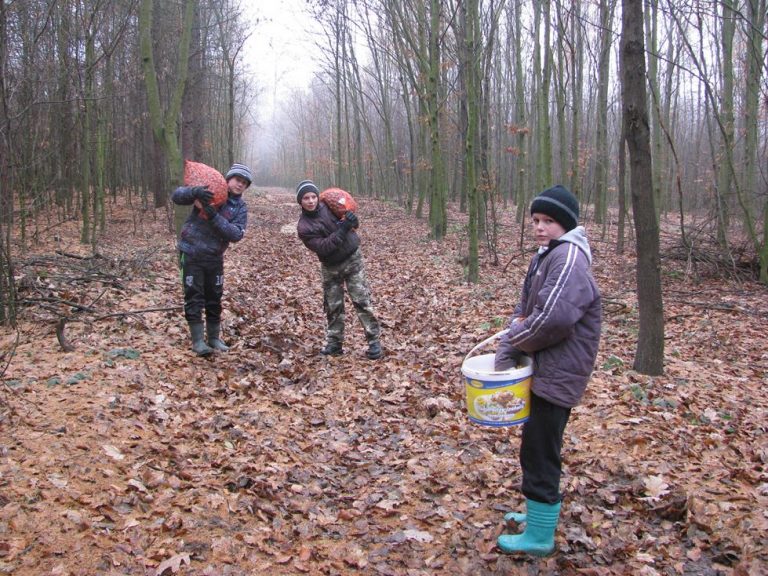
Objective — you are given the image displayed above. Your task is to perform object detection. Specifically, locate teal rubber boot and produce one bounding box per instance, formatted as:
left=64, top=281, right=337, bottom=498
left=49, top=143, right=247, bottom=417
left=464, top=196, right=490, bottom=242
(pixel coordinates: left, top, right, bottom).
left=497, top=499, right=561, bottom=556
left=206, top=322, right=229, bottom=352
left=503, top=510, right=527, bottom=523
left=189, top=322, right=214, bottom=356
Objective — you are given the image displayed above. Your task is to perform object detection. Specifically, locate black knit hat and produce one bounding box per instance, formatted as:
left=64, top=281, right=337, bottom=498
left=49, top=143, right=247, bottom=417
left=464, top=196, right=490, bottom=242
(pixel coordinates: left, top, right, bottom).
left=530, top=185, right=579, bottom=231
left=225, top=163, right=252, bottom=186
left=296, top=180, right=319, bottom=204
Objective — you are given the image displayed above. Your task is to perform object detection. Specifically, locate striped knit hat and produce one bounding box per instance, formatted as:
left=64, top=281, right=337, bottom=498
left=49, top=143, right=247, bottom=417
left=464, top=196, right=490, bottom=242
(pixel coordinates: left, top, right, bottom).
left=530, top=185, right=579, bottom=231
left=296, top=180, right=320, bottom=203
left=225, top=163, right=252, bottom=186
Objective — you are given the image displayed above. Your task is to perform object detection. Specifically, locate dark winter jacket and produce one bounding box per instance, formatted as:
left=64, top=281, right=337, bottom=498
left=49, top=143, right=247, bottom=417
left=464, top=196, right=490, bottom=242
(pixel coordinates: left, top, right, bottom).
left=497, top=226, right=602, bottom=408
left=171, top=186, right=248, bottom=261
left=297, top=202, right=360, bottom=266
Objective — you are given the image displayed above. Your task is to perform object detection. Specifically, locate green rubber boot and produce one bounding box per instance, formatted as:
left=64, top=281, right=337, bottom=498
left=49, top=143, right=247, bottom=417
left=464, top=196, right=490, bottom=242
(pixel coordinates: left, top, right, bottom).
left=206, top=322, right=229, bottom=352
left=497, top=499, right=561, bottom=557
left=189, top=322, right=214, bottom=356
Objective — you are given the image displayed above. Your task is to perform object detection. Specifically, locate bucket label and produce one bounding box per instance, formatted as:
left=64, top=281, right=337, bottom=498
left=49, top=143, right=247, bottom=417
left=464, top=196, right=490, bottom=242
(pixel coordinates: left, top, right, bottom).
left=465, top=376, right=531, bottom=427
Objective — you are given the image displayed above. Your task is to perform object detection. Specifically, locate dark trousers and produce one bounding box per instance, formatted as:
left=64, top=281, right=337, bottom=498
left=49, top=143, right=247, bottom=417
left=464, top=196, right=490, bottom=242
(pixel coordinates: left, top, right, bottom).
left=520, top=392, right=572, bottom=504
left=180, top=253, right=224, bottom=324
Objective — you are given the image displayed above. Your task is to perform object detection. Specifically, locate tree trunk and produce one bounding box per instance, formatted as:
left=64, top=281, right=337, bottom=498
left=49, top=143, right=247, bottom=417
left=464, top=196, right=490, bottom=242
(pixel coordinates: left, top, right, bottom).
left=427, top=0, right=446, bottom=239
left=534, top=0, right=553, bottom=191
left=594, top=0, right=614, bottom=228
left=743, top=0, right=767, bottom=283
left=621, top=0, right=664, bottom=375
left=715, top=0, right=736, bottom=250
left=465, top=0, right=480, bottom=282
left=140, top=0, right=196, bottom=230
left=0, top=1, right=16, bottom=324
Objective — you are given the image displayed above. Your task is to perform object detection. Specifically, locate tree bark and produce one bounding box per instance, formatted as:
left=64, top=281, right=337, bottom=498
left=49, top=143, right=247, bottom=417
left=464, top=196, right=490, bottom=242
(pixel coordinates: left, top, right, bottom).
left=140, top=0, right=196, bottom=226
left=621, top=0, right=664, bottom=375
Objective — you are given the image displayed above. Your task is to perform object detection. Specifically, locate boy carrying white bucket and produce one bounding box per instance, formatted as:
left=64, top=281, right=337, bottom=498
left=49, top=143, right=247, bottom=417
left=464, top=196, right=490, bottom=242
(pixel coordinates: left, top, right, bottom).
left=494, top=185, right=602, bottom=556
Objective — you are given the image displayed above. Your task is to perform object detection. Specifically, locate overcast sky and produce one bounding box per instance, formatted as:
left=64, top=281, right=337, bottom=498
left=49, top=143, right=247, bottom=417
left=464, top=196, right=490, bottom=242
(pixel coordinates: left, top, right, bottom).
left=241, top=0, right=320, bottom=121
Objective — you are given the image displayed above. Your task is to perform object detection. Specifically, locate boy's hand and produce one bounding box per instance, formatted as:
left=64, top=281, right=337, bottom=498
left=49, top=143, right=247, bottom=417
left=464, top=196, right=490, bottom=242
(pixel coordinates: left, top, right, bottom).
left=202, top=201, right=218, bottom=219
left=342, top=211, right=359, bottom=230
left=345, top=211, right=359, bottom=228
left=191, top=185, right=214, bottom=203
left=495, top=346, right=523, bottom=371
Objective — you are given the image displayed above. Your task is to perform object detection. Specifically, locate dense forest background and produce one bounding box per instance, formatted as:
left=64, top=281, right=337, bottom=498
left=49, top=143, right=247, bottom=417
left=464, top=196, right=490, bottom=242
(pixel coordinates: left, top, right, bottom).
left=0, top=1, right=766, bottom=351
left=0, top=1, right=767, bottom=574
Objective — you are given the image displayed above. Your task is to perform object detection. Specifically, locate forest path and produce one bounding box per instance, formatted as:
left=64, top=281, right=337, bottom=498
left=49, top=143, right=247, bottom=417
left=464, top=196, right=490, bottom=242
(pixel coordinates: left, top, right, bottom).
left=0, top=187, right=765, bottom=575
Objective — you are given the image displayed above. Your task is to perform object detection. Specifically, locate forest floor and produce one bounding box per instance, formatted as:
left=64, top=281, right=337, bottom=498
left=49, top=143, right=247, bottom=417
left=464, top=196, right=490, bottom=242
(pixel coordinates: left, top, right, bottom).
left=0, top=187, right=766, bottom=576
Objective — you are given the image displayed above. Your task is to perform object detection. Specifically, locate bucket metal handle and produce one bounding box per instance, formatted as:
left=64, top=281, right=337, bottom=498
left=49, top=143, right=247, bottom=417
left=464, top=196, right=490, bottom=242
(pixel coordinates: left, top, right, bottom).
left=464, top=328, right=509, bottom=362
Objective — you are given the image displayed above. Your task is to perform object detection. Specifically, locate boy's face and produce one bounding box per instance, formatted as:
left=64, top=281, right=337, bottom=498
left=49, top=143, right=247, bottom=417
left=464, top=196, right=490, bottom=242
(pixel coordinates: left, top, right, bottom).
left=531, top=213, right=566, bottom=247
left=301, top=191, right=319, bottom=211
left=227, top=176, right=250, bottom=195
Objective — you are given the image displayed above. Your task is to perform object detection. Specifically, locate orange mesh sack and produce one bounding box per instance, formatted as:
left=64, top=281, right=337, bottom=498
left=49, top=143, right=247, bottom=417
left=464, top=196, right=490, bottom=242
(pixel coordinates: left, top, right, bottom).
left=320, top=188, right=358, bottom=220
left=183, top=160, right=228, bottom=219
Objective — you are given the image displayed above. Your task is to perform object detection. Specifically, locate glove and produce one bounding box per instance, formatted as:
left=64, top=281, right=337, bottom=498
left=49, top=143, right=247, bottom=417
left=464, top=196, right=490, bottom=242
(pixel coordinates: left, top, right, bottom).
left=202, top=201, right=218, bottom=220
left=339, top=212, right=360, bottom=236
left=191, top=185, right=214, bottom=203
left=495, top=343, right=523, bottom=371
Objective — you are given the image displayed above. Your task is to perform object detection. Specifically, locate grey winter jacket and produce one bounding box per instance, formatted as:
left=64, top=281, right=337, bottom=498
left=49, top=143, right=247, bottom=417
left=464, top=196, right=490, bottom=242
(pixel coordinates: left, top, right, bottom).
left=497, top=226, right=601, bottom=407
left=297, top=202, right=360, bottom=266
left=171, top=186, right=247, bottom=261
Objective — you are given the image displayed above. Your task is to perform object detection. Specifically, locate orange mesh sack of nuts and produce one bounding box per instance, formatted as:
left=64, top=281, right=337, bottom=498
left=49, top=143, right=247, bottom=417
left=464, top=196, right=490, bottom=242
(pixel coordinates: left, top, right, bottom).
left=183, top=160, right=228, bottom=220
left=320, top=188, right=358, bottom=221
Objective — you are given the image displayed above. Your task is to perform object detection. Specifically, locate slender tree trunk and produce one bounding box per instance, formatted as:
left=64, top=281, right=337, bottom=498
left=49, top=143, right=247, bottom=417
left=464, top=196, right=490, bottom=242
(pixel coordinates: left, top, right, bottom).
left=81, top=24, right=95, bottom=245
left=716, top=0, right=736, bottom=250
left=569, top=1, right=583, bottom=196
left=744, top=0, right=767, bottom=283
left=621, top=0, right=664, bottom=375
left=617, top=124, right=627, bottom=255
left=427, top=0, right=446, bottom=239
left=645, top=0, right=663, bottom=216
left=512, top=0, right=527, bottom=232
left=536, top=0, right=553, bottom=190
left=465, top=0, right=480, bottom=282
left=594, top=0, right=614, bottom=228
left=0, top=1, right=16, bottom=324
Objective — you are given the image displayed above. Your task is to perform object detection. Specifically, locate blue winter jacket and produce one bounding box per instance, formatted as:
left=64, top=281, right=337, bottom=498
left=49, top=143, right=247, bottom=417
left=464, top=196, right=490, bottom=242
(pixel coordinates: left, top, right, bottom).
left=171, top=186, right=248, bottom=261
left=497, top=226, right=602, bottom=407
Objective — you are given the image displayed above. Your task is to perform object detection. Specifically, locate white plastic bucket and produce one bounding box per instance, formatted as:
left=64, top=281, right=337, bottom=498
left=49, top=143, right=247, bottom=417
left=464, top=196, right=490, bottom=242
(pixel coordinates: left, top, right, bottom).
left=462, top=331, right=532, bottom=427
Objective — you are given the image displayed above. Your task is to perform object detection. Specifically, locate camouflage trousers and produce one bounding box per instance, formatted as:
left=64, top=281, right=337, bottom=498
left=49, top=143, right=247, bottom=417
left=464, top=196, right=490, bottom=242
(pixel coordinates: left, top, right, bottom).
left=321, top=250, right=381, bottom=346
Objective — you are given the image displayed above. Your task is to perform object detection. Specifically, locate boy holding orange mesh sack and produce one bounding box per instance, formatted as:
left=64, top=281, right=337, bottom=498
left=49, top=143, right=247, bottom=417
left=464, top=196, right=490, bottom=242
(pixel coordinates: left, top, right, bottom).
left=172, top=162, right=252, bottom=355
left=296, top=180, right=382, bottom=360
left=494, top=185, right=601, bottom=556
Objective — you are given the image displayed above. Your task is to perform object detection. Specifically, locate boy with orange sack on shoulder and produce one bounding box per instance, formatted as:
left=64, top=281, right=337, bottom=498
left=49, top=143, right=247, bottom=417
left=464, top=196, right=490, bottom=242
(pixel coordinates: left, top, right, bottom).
left=295, top=180, right=382, bottom=360
left=494, top=185, right=601, bottom=556
left=171, top=163, right=252, bottom=356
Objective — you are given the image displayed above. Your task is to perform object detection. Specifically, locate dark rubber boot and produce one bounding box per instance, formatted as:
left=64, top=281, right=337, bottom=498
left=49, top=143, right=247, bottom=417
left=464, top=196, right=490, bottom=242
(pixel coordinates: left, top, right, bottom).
left=189, top=322, right=214, bottom=356
left=320, top=342, right=343, bottom=356
left=207, top=322, right=229, bottom=352
left=366, top=340, right=382, bottom=360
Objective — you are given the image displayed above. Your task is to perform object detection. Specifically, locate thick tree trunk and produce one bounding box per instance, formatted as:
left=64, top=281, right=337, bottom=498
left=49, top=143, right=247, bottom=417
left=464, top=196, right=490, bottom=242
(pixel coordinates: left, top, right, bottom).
left=140, top=0, right=196, bottom=228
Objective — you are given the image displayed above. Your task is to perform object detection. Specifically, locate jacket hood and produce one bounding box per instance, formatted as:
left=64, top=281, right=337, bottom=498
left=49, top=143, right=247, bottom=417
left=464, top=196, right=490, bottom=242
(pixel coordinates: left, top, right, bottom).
left=557, top=225, right=592, bottom=264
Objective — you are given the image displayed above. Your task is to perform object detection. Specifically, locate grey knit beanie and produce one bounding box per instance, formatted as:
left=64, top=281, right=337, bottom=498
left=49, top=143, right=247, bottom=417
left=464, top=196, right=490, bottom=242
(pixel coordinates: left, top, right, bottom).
left=296, top=180, right=320, bottom=204
left=530, top=185, right=579, bottom=231
left=225, top=163, right=252, bottom=186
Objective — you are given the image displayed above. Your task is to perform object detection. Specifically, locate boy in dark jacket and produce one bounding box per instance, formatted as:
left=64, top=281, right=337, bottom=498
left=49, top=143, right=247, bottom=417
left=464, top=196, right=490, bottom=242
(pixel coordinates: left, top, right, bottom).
left=296, top=180, right=382, bottom=360
left=171, top=163, right=252, bottom=355
left=495, top=184, right=602, bottom=556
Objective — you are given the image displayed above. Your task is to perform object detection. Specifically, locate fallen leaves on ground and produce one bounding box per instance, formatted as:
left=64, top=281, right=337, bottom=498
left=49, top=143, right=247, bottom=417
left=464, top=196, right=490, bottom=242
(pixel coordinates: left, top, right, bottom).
left=0, top=188, right=766, bottom=575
